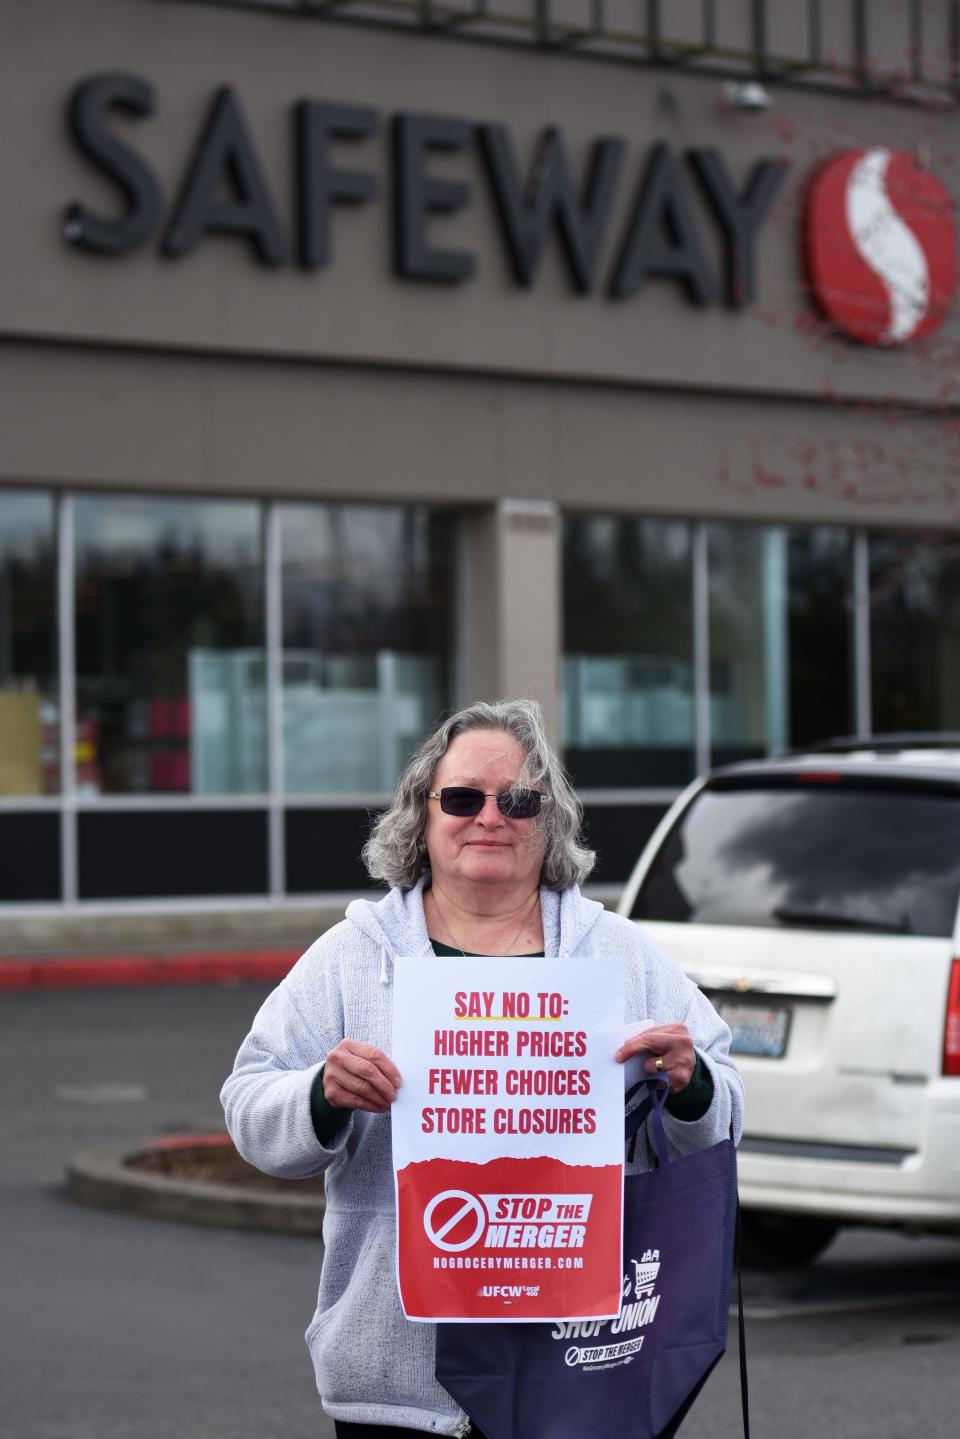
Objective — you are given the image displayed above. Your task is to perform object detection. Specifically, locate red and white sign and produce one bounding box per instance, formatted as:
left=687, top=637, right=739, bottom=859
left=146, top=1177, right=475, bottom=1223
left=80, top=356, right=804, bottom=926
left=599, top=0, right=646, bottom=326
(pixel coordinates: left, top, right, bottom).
left=805, top=146, right=956, bottom=346
left=391, top=954, right=625, bottom=1322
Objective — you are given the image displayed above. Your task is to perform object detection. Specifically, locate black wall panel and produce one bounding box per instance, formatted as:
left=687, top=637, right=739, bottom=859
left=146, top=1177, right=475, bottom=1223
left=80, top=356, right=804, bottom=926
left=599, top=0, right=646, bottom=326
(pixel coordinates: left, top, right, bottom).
left=285, top=808, right=377, bottom=894
left=0, top=814, right=60, bottom=902
left=580, top=802, right=668, bottom=887
left=78, top=810, right=268, bottom=899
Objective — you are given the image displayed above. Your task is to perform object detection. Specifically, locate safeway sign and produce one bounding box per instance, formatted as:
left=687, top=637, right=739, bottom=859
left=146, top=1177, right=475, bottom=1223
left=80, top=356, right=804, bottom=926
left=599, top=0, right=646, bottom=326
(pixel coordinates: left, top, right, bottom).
left=805, top=146, right=957, bottom=346
left=391, top=954, right=624, bottom=1322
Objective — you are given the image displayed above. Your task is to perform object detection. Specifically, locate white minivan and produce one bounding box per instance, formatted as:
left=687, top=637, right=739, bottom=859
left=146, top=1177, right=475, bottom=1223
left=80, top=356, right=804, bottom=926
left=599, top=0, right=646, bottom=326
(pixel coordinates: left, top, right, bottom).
left=618, top=740, right=960, bottom=1267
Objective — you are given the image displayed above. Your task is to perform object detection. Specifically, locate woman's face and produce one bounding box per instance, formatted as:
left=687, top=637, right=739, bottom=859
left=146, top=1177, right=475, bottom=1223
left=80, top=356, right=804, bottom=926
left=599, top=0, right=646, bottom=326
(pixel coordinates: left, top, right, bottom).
left=424, top=729, right=545, bottom=896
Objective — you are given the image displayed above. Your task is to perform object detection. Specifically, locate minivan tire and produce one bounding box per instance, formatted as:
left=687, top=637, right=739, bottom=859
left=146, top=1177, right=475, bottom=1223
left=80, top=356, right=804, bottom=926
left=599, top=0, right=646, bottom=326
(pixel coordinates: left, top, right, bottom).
left=740, top=1211, right=839, bottom=1268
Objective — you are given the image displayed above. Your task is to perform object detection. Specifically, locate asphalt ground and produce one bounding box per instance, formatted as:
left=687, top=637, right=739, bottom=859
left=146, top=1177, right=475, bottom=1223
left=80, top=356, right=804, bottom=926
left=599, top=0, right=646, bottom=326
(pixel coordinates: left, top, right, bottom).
left=2, top=982, right=959, bottom=1439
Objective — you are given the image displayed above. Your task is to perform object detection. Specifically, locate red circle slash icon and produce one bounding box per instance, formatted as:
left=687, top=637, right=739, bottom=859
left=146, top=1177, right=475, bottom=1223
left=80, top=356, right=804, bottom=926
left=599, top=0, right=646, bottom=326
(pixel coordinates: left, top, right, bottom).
left=423, top=1189, right=487, bottom=1252
left=804, top=147, right=956, bottom=346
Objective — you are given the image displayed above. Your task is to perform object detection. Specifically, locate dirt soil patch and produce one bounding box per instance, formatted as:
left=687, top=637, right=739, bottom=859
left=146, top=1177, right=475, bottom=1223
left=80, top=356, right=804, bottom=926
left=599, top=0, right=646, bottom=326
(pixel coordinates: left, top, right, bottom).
left=127, top=1143, right=325, bottom=1197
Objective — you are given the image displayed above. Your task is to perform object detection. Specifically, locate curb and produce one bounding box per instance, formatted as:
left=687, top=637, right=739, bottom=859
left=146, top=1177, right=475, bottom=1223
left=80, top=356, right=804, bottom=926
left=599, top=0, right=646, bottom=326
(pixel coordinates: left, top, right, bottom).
left=0, top=949, right=300, bottom=991
left=65, top=1134, right=326, bottom=1236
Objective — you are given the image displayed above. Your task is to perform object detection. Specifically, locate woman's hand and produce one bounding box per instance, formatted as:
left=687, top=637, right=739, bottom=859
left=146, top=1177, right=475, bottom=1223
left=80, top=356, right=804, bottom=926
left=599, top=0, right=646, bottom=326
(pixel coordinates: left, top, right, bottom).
left=323, top=1040, right=403, bottom=1113
left=614, top=1023, right=697, bottom=1094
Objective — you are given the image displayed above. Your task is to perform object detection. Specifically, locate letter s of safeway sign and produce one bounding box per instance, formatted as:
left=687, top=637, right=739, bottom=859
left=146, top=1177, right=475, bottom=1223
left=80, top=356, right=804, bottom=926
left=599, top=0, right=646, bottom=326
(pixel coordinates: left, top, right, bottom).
left=391, top=954, right=625, bottom=1323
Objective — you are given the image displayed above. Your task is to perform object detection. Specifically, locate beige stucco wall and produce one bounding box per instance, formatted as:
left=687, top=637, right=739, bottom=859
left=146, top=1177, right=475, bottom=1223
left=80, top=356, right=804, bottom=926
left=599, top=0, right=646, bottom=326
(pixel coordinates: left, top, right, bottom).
left=2, top=0, right=959, bottom=411
left=0, top=0, right=957, bottom=533
left=2, top=339, right=956, bottom=529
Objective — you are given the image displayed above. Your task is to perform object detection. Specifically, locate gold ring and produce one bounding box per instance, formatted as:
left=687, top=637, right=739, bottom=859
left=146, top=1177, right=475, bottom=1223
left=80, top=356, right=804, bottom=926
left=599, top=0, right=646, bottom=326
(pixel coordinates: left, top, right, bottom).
left=654, top=1055, right=665, bottom=1072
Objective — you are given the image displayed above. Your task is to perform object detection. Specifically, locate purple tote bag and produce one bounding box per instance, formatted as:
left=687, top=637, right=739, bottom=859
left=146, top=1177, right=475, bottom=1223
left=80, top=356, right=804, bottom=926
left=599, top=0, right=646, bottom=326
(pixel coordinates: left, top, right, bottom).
left=435, top=1078, right=740, bottom=1439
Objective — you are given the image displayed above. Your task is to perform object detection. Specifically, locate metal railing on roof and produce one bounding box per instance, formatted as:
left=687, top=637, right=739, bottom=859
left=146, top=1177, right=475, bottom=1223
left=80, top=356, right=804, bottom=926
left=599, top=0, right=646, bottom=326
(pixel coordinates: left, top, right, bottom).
left=162, top=0, right=960, bottom=104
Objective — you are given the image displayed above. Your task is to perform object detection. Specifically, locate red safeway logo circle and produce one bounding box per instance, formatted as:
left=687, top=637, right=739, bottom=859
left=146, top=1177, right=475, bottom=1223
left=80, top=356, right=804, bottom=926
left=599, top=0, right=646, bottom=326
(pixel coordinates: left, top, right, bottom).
left=804, top=147, right=956, bottom=346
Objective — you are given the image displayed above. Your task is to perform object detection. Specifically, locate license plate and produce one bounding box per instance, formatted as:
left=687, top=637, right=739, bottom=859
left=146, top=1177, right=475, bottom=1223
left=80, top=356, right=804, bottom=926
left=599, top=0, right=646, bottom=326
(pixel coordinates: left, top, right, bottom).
left=717, top=1002, right=790, bottom=1058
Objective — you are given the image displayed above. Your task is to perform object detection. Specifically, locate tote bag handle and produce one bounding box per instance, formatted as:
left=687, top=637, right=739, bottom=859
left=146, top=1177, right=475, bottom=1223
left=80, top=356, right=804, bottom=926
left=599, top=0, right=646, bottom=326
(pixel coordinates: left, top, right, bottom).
left=735, top=1204, right=751, bottom=1439
left=624, top=1073, right=671, bottom=1165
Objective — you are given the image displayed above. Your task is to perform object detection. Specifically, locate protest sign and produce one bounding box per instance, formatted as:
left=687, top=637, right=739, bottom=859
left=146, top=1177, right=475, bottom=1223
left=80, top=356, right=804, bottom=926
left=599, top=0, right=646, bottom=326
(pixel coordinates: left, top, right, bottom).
left=391, top=954, right=625, bottom=1322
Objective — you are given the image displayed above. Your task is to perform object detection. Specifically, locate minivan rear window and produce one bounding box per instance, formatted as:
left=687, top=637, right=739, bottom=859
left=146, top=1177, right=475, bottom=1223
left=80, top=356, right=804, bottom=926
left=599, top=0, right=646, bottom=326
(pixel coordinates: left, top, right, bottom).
left=631, top=782, right=960, bottom=938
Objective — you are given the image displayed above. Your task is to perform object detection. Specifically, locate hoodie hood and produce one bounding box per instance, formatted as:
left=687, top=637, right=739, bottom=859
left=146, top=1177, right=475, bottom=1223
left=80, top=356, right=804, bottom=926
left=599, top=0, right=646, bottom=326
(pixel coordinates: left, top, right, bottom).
left=344, top=879, right=607, bottom=983
left=345, top=881, right=434, bottom=970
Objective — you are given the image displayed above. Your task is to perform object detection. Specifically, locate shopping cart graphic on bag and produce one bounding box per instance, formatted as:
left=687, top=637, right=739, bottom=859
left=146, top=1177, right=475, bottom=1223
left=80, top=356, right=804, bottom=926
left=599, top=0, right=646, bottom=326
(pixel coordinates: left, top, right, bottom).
left=630, top=1258, right=661, bottom=1298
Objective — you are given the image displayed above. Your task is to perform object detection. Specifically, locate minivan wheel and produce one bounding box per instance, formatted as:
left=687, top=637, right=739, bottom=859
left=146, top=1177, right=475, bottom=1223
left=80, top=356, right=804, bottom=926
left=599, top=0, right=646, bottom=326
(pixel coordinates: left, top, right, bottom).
left=740, top=1211, right=839, bottom=1269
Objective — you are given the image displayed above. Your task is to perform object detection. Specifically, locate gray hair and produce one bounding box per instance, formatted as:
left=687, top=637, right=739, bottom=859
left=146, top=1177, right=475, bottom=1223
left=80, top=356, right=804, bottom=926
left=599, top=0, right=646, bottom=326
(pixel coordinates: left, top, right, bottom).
left=363, top=698, right=596, bottom=892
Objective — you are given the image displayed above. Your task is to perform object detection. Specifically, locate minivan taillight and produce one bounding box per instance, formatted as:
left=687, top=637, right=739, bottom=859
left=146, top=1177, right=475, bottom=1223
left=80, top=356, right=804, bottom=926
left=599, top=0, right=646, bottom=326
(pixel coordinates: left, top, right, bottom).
left=944, top=960, right=960, bottom=1077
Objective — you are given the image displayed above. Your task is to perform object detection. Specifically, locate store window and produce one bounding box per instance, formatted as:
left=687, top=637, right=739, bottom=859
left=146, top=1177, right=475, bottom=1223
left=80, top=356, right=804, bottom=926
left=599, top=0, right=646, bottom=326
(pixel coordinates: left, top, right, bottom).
left=75, top=495, right=265, bottom=794
left=563, top=517, right=695, bottom=787
left=563, top=516, right=854, bottom=787
left=708, top=524, right=778, bottom=765
left=280, top=504, right=455, bottom=793
left=708, top=523, right=853, bottom=764
left=0, top=489, right=58, bottom=795
left=870, top=531, right=960, bottom=733
left=786, top=526, right=853, bottom=749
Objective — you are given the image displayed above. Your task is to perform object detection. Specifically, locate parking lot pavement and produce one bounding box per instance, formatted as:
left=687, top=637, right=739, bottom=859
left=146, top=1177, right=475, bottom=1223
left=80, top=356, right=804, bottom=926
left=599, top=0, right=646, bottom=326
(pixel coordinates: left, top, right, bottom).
left=5, top=1183, right=328, bottom=1439
left=685, top=1291, right=960, bottom=1439
left=1, top=983, right=332, bottom=1439
left=739, top=1225, right=960, bottom=1320
left=2, top=983, right=958, bottom=1439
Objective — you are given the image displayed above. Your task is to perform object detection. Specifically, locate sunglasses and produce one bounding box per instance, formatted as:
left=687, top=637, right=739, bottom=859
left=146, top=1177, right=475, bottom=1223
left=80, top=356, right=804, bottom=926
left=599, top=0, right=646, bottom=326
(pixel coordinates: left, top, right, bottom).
left=428, top=787, right=547, bottom=820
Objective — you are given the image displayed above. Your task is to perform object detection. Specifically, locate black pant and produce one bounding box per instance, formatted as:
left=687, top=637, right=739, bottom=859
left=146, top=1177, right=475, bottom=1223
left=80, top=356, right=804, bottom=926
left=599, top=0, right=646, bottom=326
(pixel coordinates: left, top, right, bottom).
left=335, top=1423, right=487, bottom=1439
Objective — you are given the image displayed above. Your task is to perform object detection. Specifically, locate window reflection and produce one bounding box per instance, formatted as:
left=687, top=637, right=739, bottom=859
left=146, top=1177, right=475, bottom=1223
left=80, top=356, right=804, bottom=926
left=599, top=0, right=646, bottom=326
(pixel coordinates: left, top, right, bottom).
left=280, top=505, right=454, bottom=793
left=708, top=523, right=853, bottom=762
left=564, top=516, right=853, bottom=783
left=708, top=524, right=780, bottom=765
left=632, top=784, right=960, bottom=938
left=786, top=528, right=852, bottom=748
left=870, top=532, right=960, bottom=733
left=74, top=496, right=265, bottom=795
left=0, top=490, right=57, bottom=795
left=563, top=517, right=695, bottom=787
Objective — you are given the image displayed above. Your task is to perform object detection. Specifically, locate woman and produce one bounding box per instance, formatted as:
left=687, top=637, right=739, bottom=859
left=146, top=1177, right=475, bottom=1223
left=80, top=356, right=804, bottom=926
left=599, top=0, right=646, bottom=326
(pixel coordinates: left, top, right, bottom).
left=221, top=699, right=743, bottom=1439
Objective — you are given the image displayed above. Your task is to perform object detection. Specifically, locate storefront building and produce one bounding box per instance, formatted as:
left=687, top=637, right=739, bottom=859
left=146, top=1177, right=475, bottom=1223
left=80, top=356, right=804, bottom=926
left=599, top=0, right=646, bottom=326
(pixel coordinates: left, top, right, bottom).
left=2, top=0, right=960, bottom=924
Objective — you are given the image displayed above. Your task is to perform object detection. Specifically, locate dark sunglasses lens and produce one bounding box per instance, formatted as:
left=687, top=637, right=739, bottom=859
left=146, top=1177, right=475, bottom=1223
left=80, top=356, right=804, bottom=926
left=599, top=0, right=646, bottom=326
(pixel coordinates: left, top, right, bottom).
left=439, top=787, right=485, bottom=816
left=498, top=789, right=542, bottom=819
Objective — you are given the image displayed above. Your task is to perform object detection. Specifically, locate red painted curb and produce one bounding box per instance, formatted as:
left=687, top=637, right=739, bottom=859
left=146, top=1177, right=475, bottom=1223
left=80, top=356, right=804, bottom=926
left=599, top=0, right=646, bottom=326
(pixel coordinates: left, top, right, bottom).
left=0, top=948, right=300, bottom=991
left=144, top=1133, right=233, bottom=1150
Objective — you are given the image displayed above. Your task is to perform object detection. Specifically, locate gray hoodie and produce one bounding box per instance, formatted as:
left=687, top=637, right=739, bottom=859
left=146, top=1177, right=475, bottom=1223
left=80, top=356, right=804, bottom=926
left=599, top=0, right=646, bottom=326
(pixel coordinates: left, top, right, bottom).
left=221, top=881, right=742, bottom=1434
